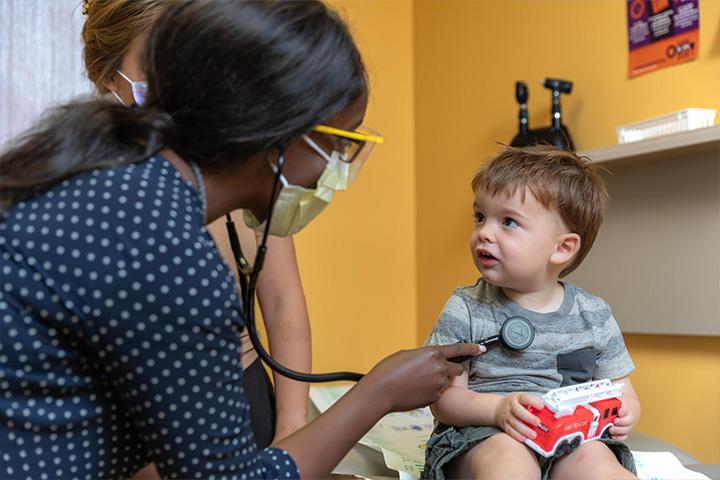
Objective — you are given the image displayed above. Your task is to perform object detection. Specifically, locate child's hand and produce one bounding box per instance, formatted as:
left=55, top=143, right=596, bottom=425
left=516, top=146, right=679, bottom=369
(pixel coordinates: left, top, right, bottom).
left=609, top=400, right=635, bottom=441
left=493, top=392, right=544, bottom=443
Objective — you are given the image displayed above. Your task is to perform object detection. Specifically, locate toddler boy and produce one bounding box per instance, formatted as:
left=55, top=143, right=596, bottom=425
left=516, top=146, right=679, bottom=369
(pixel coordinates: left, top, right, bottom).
left=423, top=146, right=640, bottom=480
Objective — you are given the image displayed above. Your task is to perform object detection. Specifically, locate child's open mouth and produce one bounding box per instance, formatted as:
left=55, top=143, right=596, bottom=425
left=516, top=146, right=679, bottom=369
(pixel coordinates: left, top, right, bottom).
left=476, top=249, right=499, bottom=266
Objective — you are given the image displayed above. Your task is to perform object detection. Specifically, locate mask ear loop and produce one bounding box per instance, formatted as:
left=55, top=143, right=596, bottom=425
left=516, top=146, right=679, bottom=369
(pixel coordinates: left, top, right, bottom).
left=115, top=70, right=148, bottom=106
left=110, top=90, right=127, bottom=106
left=302, top=135, right=333, bottom=163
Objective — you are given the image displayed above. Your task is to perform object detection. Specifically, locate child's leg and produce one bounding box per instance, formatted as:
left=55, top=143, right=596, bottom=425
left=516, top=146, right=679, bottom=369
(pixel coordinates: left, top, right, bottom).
left=549, top=441, right=637, bottom=480
left=445, top=433, right=541, bottom=480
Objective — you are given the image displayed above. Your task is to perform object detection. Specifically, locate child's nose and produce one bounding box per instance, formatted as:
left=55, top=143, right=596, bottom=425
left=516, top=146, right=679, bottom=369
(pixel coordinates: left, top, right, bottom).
left=475, top=222, right=495, bottom=243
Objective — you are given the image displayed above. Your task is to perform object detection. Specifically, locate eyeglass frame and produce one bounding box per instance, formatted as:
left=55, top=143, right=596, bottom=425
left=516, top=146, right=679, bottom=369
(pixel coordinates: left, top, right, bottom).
left=313, top=124, right=384, bottom=145
left=311, top=124, right=383, bottom=163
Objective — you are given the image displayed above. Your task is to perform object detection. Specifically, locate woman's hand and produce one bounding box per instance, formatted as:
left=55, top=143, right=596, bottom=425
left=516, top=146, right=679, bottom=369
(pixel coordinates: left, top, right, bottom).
left=493, top=392, right=544, bottom=443
left=363, top=343, right=484, bottom=413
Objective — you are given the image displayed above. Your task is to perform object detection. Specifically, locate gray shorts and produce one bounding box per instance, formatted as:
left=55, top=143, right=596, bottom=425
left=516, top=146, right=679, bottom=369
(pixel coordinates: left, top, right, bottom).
left=422, top=423, right=636, bottom=480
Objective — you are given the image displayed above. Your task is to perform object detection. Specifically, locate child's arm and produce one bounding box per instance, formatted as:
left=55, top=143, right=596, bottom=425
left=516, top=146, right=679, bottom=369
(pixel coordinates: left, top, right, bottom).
left=609, top=376, right=641, bottom=441
left=430, top=370, right=544, bottom=443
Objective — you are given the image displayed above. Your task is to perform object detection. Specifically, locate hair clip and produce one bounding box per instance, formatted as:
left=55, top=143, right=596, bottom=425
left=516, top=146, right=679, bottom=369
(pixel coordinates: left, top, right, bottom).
left=82, top=0, right=91, bottom=15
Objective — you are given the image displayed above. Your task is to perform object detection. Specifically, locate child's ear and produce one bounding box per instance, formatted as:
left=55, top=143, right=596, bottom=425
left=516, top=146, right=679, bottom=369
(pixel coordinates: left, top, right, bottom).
left=550, top=233, right=581, bottom=266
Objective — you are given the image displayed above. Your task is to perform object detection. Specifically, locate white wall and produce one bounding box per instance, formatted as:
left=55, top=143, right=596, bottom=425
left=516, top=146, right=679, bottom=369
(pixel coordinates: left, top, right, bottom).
left=0, top=0, right=93, bottom=148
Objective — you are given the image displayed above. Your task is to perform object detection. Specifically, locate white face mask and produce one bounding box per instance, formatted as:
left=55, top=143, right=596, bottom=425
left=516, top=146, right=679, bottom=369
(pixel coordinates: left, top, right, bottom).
left=242, top=136, right=350, bottom=237
left=111, top=70, right=148, bottom=106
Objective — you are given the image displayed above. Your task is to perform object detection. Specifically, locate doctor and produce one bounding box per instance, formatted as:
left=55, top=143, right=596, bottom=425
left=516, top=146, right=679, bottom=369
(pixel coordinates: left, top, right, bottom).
left=0, top=1, right=482, bottom=478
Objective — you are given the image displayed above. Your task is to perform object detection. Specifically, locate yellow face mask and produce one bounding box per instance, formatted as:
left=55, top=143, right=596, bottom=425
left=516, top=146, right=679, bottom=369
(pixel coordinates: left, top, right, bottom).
left=242, top=137, right=350, bottom=237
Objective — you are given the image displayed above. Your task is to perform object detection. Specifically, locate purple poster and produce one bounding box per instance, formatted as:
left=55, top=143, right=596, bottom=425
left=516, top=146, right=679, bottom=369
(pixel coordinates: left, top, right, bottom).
left=627, top=0, right=699, bottom=77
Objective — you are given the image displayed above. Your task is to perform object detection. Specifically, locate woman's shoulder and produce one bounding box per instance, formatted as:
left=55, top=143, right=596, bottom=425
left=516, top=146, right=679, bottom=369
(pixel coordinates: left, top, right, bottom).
left=2, top=155, right=212, bottom=274
left=54, top=155, right=204, bottom=233
left=91, top=156, right=200, bottom=210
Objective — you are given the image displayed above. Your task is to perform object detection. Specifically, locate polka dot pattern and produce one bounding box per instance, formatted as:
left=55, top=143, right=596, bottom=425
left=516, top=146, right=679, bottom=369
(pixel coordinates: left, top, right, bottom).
left=0, top=157, right=299, bottom=479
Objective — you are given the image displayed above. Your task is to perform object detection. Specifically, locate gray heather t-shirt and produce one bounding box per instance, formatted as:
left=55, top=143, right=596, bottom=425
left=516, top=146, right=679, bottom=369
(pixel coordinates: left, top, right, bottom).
left=426, top=279, right=635, bottom=395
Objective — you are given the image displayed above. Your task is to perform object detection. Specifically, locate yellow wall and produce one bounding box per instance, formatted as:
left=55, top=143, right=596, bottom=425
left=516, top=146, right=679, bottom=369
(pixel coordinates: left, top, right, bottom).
left=294, top=0, right=418, bottom=375
left=292, top=0, right=719, bottom=464
left=624, top=334, right=720, bottom=464
left=414, top=0, right=720, bottom=464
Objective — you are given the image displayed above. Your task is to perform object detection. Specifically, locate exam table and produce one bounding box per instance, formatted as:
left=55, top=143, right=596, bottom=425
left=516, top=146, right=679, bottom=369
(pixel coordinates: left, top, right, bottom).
left=332, top=432, right=720, bottom=479
left=307, top=403, right=720, bottom=479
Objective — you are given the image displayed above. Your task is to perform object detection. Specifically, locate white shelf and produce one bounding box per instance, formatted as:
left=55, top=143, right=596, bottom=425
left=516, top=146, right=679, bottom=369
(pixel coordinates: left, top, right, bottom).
left=568, top=124, right=720, bottom=336
left=579, top=124, right=720, bottom=164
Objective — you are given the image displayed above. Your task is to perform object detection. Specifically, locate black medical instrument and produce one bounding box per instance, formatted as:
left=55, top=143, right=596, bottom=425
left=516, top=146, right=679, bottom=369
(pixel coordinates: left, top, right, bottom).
left=225, top=153, right=365, bottom=382
left=449, top=315, right=535, bottom=364
left=510, top=78, right=575, bottom=151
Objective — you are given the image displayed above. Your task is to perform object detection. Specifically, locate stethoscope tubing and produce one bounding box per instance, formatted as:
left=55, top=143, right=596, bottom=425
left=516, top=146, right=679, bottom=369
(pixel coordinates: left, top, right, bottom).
left=227, top=151, right=364, bottom=382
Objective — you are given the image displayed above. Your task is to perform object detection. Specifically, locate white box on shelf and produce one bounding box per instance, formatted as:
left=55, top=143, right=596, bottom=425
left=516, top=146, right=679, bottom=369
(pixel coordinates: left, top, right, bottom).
left=616, top=108, right=717, bottom=144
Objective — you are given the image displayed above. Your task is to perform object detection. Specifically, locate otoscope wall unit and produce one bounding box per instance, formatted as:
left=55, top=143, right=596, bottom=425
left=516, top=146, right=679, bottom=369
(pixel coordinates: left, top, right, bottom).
left=510, top=78, right=575, bottom=151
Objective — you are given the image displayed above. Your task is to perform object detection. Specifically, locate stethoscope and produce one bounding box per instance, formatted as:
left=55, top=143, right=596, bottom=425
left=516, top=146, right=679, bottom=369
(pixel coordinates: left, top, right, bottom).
left=449, top=315, right=536, bottom=364
left=225, top=152, right=365, bottom=382
left=225, top=152, right=537, bottom=381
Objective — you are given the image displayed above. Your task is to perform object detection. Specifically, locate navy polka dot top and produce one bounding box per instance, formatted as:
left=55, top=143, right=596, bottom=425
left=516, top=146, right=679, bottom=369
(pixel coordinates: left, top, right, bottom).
left=0, top=156, right=299, bottom=479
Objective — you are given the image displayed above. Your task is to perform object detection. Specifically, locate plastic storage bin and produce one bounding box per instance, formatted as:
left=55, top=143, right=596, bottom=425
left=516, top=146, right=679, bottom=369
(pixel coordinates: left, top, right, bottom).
left=616, top=108, right=717, bottom=144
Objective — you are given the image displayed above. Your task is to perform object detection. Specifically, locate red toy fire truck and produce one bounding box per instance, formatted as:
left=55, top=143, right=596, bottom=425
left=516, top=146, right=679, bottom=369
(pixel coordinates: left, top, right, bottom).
left=523, top=379, right=623, bottom=458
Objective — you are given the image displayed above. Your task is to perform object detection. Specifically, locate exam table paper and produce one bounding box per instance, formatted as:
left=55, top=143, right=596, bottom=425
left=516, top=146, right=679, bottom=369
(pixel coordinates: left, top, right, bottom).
left=310, top=385, right=432, bottom=477
left=309, top=385, right=710, bottom=480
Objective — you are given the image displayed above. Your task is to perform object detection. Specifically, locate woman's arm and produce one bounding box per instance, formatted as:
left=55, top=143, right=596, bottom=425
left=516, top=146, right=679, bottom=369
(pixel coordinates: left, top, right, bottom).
left=254, top=234, right=312, bottom=442
left=275, top=344, right=483, bottom=479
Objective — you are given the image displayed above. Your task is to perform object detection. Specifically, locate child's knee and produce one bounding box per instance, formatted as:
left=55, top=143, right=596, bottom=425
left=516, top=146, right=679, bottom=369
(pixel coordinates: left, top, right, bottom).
left=482, top=433, right=530, bottom=454
left=566, top=440, right=616, bottom=465
left=470, top=433, right=540, bottom=472
left=550, top=441, right=633, bottom=480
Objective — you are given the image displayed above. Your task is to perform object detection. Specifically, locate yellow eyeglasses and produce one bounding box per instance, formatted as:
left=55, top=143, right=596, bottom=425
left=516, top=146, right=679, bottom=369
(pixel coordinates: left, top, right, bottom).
left=313, top=125, right=384, bottom=145
left=311, top=125, right=383, bottom=183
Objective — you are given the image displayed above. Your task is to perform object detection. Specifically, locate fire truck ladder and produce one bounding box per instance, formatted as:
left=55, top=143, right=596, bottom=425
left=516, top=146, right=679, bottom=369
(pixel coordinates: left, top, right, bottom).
left=542, top=379, right=623, bottom=418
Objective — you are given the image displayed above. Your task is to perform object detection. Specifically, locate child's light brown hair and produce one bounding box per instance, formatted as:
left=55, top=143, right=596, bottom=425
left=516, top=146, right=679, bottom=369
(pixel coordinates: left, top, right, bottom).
left=471, top=145, right=609, bottom=277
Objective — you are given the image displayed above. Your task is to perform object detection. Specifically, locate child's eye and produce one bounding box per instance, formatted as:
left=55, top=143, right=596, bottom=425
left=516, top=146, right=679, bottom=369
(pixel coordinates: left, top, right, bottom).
left=502, top=217, right=519, bottom=228
left=473, top=212, right=485, bottom=224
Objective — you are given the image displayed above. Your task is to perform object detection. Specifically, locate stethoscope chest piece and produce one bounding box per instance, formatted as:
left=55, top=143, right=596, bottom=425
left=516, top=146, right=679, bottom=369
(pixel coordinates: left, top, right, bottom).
left=450, top=315, right=535, bottom=363
left=499, top=315, right=535, bottom=350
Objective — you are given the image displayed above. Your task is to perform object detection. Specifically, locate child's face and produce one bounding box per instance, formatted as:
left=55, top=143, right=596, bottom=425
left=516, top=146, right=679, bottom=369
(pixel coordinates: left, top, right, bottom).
left=470, top=186, right=573, bottom=291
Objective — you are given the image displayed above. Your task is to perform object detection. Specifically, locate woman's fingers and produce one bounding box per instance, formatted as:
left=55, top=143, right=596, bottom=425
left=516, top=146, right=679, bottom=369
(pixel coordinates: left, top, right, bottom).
left=436, top=342, right=486, bottom=362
